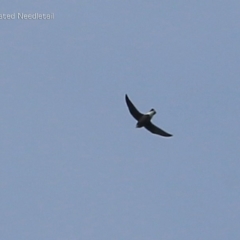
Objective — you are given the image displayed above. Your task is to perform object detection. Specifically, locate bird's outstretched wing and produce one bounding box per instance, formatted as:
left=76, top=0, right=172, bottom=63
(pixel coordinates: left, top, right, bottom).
left=145, top=122, right=172, bottom=137
left=125, top=94, right=143, bottom=121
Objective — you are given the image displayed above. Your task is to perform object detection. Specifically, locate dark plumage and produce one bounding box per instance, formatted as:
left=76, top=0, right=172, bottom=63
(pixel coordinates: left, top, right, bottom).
left=125, top=94, right=172, bottom=137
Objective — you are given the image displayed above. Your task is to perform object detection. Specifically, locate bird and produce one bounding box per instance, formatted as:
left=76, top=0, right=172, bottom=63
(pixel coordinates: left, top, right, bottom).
left=125, top=94, right=172, bottom=137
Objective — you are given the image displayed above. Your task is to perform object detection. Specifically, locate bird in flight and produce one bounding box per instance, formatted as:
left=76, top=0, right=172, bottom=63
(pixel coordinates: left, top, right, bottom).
left=125, top=94, right=172, bottom=137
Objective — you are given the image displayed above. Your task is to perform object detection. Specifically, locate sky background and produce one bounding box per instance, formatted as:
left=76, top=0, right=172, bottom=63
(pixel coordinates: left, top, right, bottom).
left=1, top=1, right=240, bottom=240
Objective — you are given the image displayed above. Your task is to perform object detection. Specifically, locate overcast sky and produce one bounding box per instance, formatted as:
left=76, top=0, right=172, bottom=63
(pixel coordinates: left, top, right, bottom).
left=1, top=1, right=240, bottom=240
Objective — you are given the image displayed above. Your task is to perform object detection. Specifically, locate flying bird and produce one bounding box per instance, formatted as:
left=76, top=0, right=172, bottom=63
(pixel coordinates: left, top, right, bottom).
left=125, top=94, right=172, bottom=137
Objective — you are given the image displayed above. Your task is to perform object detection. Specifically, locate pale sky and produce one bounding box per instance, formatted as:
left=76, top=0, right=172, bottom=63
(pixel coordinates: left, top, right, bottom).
left=1, top=1, right=240, bottom=240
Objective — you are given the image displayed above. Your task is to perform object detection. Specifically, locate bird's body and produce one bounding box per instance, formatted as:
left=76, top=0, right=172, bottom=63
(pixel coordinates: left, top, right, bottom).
left=125, top=94, right=172, bottom=137
left=136, top=110, right=155, bottom=128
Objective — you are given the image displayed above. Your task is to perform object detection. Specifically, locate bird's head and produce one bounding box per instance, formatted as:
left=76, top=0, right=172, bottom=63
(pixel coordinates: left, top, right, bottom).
left=146, top=108, right=156, bottom=117
left=150, top=108, right=156, bottom=114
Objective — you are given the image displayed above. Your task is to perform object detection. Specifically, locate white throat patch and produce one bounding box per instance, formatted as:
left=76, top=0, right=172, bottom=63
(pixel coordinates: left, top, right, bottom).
left=146, top=110, right=155, bottom=117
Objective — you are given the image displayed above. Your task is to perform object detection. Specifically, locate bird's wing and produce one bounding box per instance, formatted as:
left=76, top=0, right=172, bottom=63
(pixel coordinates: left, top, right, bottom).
left=125, top=94, right=143, bottom=121
left=144, top=122, right=172, bottom=137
